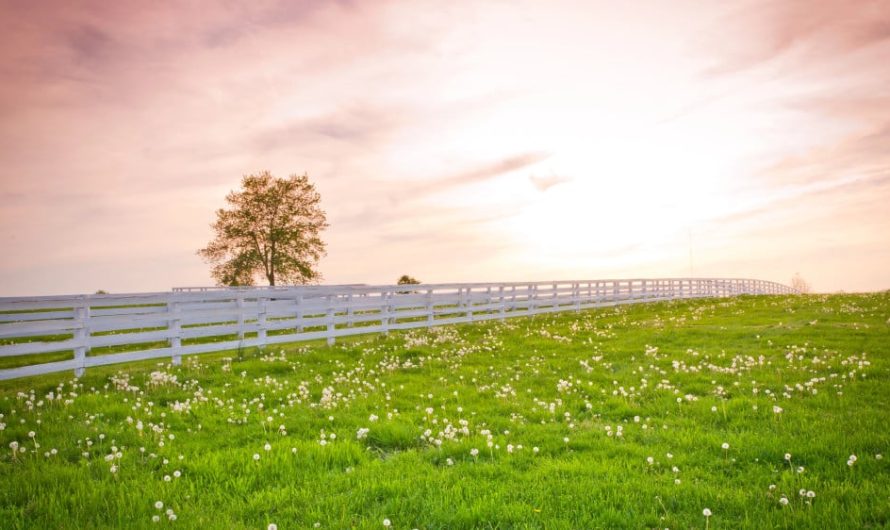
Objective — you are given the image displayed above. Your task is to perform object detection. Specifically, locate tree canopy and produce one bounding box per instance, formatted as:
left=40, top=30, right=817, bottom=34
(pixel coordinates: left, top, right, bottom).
left=198, top=171, right=328, bottom=286
left=397, top=275, right=421, bottom=285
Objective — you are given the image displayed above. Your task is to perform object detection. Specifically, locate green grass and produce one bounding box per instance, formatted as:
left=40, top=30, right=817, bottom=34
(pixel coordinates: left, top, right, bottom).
left=1, top=293, right=889, bottom=529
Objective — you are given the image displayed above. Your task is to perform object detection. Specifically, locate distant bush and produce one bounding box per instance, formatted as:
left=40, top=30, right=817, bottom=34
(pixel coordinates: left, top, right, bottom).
left=397, top=275, right=420, bottom=285
left=396, top=275, right=421, bottom=294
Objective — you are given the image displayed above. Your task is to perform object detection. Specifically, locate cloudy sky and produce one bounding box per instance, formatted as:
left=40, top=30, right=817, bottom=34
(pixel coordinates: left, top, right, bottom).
left=1, top=0, right=888, bottom=295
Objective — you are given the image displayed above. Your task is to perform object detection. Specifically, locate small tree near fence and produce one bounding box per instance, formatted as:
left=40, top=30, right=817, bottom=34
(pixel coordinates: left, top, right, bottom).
left=396, top=275, right=421, bottom=294
left=397, top=275, right=421, bottom=285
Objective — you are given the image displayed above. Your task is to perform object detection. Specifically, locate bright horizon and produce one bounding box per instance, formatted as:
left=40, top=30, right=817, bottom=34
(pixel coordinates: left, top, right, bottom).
left=1, top=0, right=889, bottom=296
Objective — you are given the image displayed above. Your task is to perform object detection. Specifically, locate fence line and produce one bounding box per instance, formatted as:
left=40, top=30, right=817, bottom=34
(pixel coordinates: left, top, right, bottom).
left=0, top=278, right=796, bottom=380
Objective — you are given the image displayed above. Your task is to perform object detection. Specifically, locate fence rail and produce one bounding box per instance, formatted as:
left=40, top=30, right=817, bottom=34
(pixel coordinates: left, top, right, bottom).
left=0, top=278, right=796, bottom=380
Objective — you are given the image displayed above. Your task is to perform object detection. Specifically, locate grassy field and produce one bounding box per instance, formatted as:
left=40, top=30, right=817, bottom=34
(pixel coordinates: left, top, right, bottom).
left=1, top=293, right=888, bottom=529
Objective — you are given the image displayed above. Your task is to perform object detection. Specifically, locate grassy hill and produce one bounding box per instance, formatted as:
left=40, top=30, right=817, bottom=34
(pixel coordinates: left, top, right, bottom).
left=1, top=293, right=888, bottom=529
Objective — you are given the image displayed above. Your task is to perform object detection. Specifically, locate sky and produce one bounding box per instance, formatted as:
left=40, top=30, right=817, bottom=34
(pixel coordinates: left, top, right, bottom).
left=1, top=0, right=889, bottom=296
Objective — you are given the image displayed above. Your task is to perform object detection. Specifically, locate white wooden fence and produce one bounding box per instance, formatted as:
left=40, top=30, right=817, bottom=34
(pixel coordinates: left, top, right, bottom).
left=0, top=278, right=796, bottom=380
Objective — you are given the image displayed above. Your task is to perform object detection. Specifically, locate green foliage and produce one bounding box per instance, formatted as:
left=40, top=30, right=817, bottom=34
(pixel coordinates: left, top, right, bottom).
left=397, top=275, right=420, bottom=285
left=1, top=293, right=889, bottom=528
left=198, top=171, right=328, bottom=286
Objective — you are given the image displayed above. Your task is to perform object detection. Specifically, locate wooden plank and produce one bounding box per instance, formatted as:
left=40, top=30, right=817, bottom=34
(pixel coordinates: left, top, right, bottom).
left=89, top=313, right=171, bottom=332
left=0, top=319, right=80, bottom=338
left=177, top=301, right=242, bottom=312
left=181, top=323, right=248, bottom=339
left=178, top=308, right=255, bottom=324
left=0, top=359, right=81, bottom=380
left=0, top=338, right=81, bottom=357
left=0, top=310, right=75, bottom=322
left=83, top=347, right=173, bottom=367
left=89, top=329, right=174, bottom=348
left=90, top=306, right=169, bottom=317
left=0, top=300, right=80, bottom=312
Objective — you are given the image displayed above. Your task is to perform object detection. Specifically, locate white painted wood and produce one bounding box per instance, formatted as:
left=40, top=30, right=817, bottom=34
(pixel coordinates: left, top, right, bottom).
left=0, top=310, right=75, bottom=322
left=257, top=297, right=267, bottom=347
left=169, top=299, right=182, bottom=365
left=0, top=277, right=797, bottom=380
left=72, top=298, right=89, bottom=377
left=326, top=295, right=335, bottom=346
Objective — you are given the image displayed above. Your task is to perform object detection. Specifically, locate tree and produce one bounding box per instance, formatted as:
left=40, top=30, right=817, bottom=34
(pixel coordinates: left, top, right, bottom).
left=791, top=273, right=811, bottom=294
left=397, top=275, right=421, bottom=285
left=198, top=171, right=328, bottom=286
left=396, top=275, right=421, bottom=294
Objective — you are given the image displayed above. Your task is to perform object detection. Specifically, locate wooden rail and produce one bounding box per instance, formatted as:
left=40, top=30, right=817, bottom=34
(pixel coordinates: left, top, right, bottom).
left=0, top=278, right=796, bottom=380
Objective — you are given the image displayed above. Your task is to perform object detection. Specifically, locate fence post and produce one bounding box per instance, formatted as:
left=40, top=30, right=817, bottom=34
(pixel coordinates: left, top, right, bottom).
left=346, top=293, right=354, bottom=327
left=258, top=296, right=267, bottom=348
left=499, top=285, right=506, bottom=320
left=574, top=282, right=581, bottom=312
left=382, top=290, right=390, bottom=335
left=552, top=282, right=558, bottom=310
left=326, top=295, right=335, bottom=346
left=295, top=293, right=304, bottom=333
left=530, top=284, right=538, bottom=314
left=169, top=296, right=182, bottom=366
left=73, top=296, right=90, bottom=378
left=236, top=293, right=245, bottom=339
left=467, top=287, right=474, bottom=322
left=455, top=287, right=462, bottom=314
left=426, top=288, right=434, bottom=325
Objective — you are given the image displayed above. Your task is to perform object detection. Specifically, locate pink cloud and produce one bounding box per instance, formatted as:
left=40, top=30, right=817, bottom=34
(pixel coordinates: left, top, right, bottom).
left=1, top=0, right=888, bottom=295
